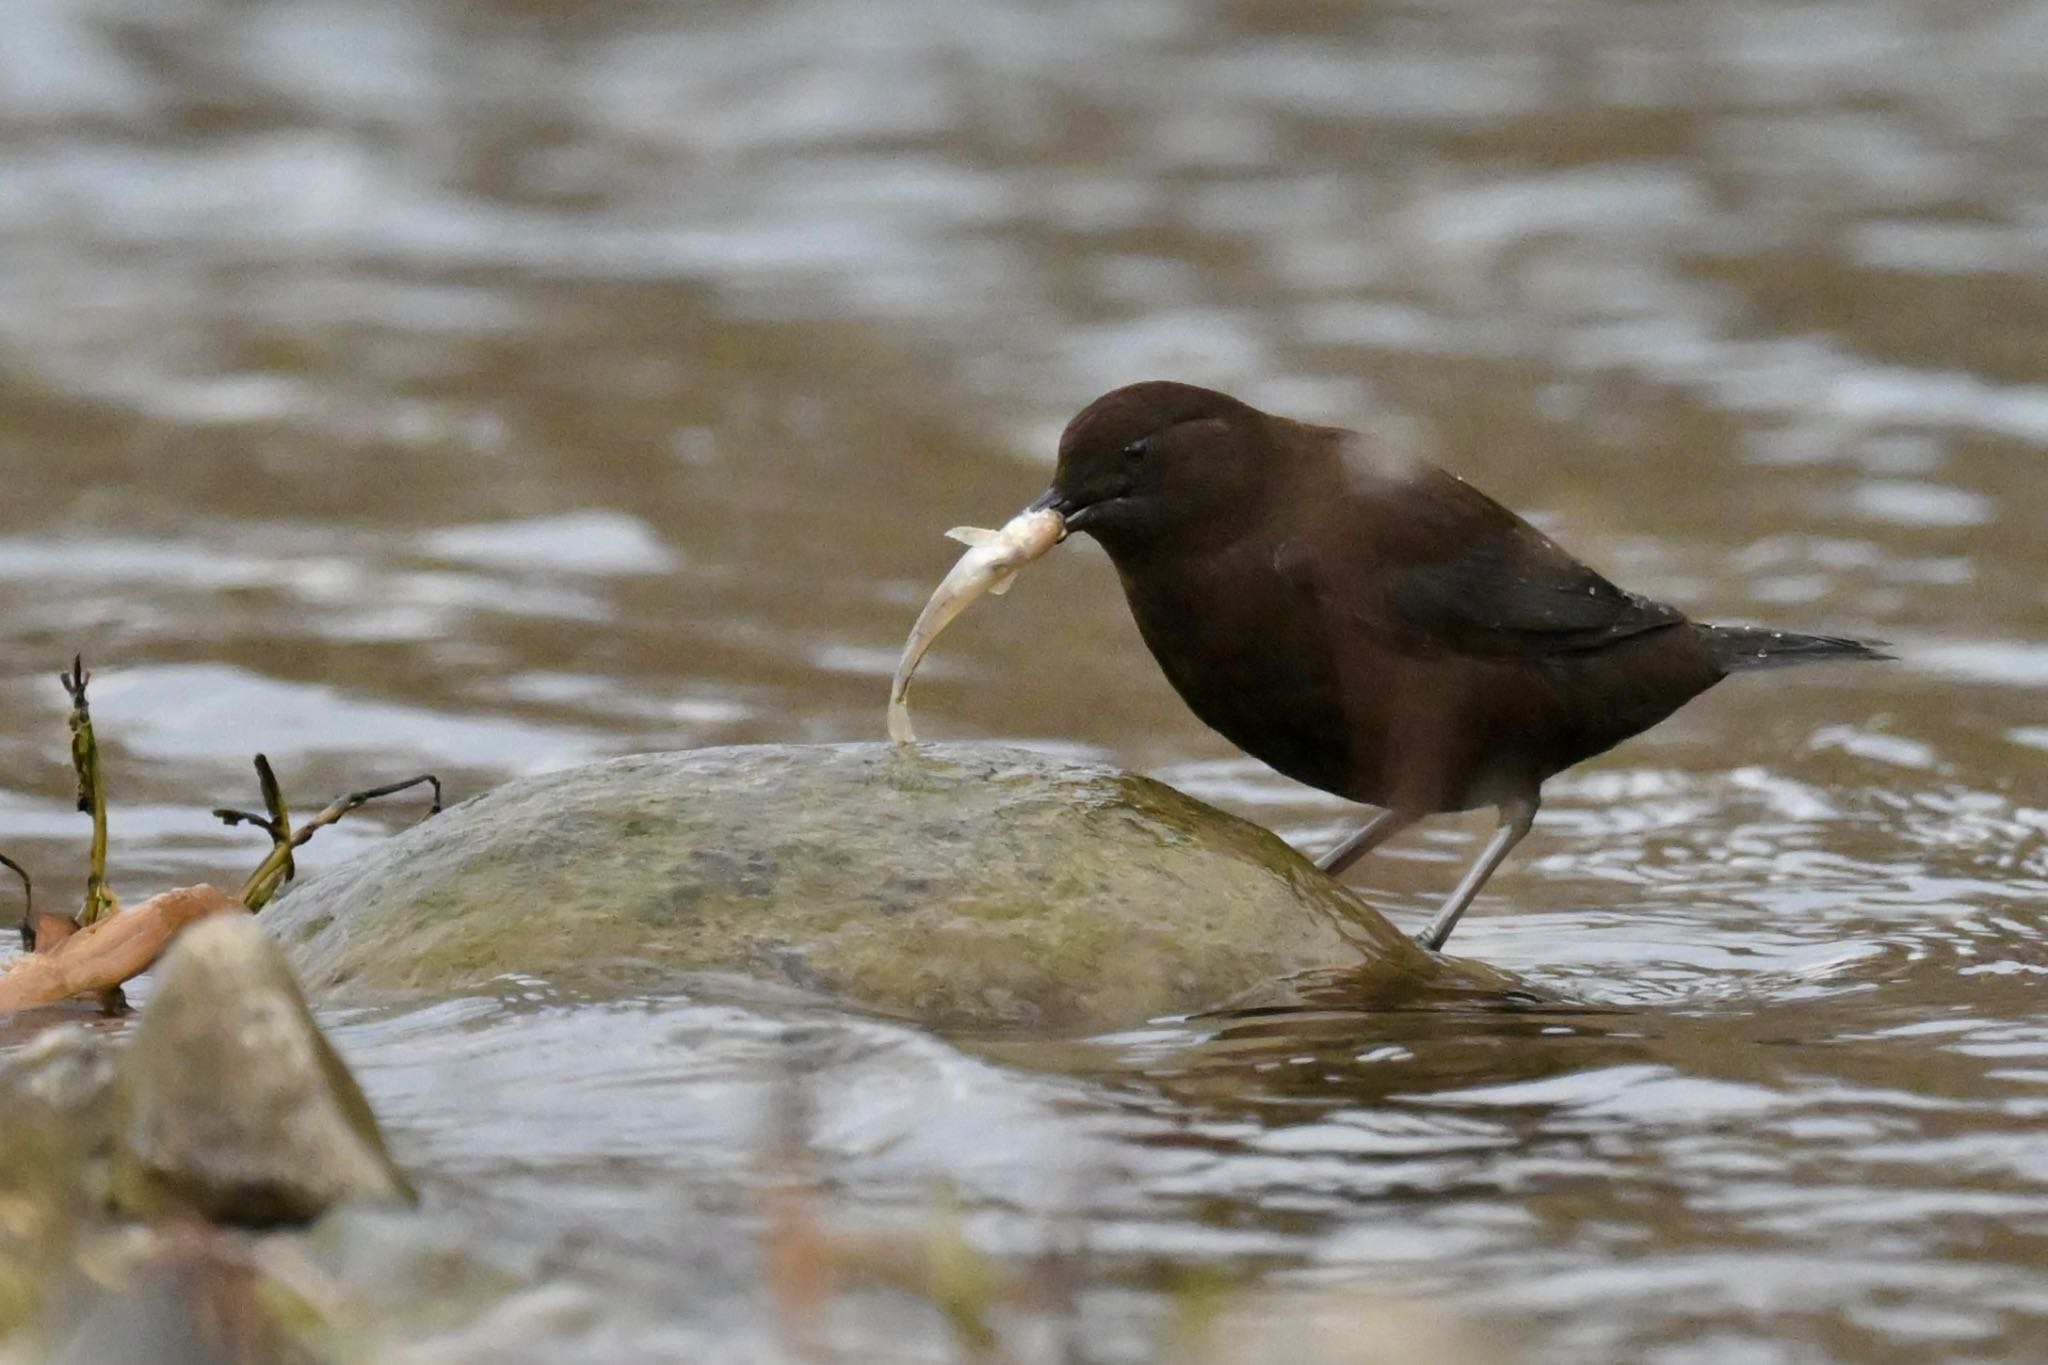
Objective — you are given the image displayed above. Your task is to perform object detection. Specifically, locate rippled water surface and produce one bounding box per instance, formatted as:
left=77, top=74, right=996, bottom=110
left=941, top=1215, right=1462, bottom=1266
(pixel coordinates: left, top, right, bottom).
left=2, top=1, right=2045, bottom=1360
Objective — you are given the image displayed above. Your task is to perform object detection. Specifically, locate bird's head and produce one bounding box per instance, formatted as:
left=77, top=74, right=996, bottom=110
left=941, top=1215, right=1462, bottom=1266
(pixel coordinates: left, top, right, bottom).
left=1028, top=382, right=1279, bottom=556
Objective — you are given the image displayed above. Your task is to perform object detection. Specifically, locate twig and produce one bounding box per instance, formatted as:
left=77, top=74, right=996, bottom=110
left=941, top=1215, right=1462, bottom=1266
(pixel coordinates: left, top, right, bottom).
left=61, top=656, right=117, bottom=926
left=2, top=852, right=29, bottom=951
left=216, top=758, right=442, bottom=911
left=255, top=752, right=294, bottom=886
left=0, top=852, right=74, bottom=953
left=758, top=1065, right=1017, bottom=1365
left=759, top=1063, right=835, bottom=1361
left=214, top=755, right=295, bottom=901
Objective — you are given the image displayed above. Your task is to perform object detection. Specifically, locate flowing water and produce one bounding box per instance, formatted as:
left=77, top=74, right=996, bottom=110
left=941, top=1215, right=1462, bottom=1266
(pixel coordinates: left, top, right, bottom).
left=1, top=0, right=2045, bottom=1360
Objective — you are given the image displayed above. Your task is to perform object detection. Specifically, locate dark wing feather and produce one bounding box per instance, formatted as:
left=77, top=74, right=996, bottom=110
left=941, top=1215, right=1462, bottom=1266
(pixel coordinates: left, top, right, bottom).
left=1281, top=463, right=1688, bottom=660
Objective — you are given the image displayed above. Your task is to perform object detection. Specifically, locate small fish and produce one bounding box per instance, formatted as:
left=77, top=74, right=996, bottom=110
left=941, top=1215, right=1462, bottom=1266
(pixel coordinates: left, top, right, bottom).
left=887, top=506, right=1066, bottom=743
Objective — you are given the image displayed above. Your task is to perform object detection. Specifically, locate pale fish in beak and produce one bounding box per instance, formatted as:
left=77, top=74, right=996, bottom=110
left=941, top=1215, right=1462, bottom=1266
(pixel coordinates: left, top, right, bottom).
left=886, top=505, right=1066, bottom=743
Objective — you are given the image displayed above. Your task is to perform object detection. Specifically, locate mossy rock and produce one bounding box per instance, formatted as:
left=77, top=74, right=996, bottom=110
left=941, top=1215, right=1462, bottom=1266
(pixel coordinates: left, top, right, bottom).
left=264, top=743, right=1522, bottom=1033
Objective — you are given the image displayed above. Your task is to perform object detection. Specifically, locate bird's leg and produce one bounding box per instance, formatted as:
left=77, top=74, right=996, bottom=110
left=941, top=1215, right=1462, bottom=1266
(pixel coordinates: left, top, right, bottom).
left=1315, top=808, right=1416, bottom=877
left=1415, top=799, right=1537, bottom=952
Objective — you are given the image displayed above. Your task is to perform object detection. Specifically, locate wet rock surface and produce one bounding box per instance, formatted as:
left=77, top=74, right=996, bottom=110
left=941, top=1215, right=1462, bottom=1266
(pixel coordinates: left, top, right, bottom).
left=263, top=743, right=1524, bottom=1032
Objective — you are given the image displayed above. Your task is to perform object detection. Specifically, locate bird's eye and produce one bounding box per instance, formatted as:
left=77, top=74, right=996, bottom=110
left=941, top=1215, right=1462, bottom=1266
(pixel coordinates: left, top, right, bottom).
left=1121, top=439, right=1148, bottom=460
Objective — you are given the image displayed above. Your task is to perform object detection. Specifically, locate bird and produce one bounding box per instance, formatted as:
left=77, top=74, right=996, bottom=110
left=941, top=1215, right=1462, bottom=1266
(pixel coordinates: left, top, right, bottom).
left=1027, top=381, right=1890, bottom=951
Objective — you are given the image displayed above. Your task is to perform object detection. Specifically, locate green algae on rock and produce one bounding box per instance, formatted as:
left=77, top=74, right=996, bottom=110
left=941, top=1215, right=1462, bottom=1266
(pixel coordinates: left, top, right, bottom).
left=262, top=743, right=1523, bottom=1032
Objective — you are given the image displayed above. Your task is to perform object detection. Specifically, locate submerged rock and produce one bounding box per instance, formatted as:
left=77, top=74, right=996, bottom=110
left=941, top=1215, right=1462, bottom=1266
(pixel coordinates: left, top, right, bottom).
left=0, top=920, right=407, bottom=1349
left=112, top=915, right=414, bottom=1226
left=0, top=1029, right=109, bottom=1338
left=1181, top=1286, right=1516, bottom=1365
left=264, top=743, right=1524, bottom=1032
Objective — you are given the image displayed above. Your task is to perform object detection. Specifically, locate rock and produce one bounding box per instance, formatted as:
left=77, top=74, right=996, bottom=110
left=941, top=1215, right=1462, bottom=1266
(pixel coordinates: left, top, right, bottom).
left=2, top=1023, right=120, bottom=1137
left=263, top=743, right=1526, bottom=1032
left=0, top=1028, right=112, bottom=1336
left=1178, top=1286, right=1517, bottom=1365
left=0, top=927, right=408, bottom=1349
left=111, top=915, right=414, bottom=1227
left=45, top=1225, right=332, bottom=1365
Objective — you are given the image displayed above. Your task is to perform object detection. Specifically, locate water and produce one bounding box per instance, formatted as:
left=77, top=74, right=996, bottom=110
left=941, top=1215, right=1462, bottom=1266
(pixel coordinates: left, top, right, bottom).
left=1, top=0, right=2045, bottom=1359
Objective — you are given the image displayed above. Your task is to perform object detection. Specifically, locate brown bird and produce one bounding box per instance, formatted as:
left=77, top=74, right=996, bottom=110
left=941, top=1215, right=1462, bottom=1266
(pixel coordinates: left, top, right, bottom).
left=1028, top=381, right=1889, bottom=950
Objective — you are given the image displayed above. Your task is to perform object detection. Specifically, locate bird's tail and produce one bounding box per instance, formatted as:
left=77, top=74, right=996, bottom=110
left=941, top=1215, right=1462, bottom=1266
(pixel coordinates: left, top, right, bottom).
left=1702, top=625, right=1894, bottom=672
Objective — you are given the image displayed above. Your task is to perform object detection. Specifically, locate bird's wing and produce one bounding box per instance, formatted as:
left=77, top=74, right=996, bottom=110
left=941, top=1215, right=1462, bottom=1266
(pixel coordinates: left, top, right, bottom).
left=1279, top=464, right=1688, bottom=660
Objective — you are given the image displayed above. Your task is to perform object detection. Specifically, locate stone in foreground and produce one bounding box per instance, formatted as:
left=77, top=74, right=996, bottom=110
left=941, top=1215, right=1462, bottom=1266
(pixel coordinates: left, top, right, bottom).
left=264, top=743, right=1524, bottom=1032
left=113, top=915, right=414, bottom=1226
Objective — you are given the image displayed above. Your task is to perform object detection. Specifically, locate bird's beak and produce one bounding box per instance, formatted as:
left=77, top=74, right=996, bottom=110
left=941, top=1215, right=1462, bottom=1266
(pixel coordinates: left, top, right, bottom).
left=1025, top=487, right=1087, bottom=535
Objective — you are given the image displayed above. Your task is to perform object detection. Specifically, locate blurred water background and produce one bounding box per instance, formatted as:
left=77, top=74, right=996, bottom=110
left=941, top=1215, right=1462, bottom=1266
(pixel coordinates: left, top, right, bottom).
left=0, top=0, right=2045, bottom=1360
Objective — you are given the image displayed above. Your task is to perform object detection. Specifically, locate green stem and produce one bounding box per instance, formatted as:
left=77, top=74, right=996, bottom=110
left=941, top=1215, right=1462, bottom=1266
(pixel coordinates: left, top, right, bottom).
left=61, top=657, right=116, bottom=926
left=217, top=761, right=441, bottom=911
left=1, top=852, right=30, bottom=951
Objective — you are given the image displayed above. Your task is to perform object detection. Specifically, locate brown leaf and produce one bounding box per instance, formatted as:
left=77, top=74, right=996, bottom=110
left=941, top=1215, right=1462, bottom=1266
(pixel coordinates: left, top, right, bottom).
left=0, top=885, right=248, bottom=1014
